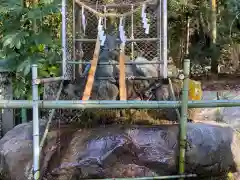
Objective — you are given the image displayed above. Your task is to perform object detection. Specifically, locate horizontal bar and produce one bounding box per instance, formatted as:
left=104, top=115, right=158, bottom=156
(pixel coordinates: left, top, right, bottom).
left=76, top=76, right=175, bottom=80
left=76, top=1, right=159, bottom=8
left=80, top=73, right=180, bottom=79
left=35, top=76, right=64, bottom=84
left=94, top=174, right=197, bottom=180
left=78, top=3, right=138, bottom=8
left=1, top=100, right=240, bottom=109
left=91, top=76, right=163, bottom=80
left=58, top=61, right=164, bottom=65
left=74, top=38, right=159, bottom=42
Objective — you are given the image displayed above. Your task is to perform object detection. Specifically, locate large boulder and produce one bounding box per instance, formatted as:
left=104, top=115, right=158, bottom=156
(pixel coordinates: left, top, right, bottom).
left=50, top=123, right=240, bottom=179
left=0, top=120, right=46, bottom=180
left=1, top=121, right=239, bottom=179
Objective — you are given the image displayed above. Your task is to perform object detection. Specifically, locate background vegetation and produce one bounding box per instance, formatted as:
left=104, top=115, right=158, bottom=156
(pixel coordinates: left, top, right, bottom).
left=0, top=0, right=239, bottom=100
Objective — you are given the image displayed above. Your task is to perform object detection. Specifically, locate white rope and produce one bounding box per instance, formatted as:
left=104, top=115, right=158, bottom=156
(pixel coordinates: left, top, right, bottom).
left=119, top=17, right=126, bottom=46
left=141, top=4, right=150, bottom=34
left=98, top=17, right=106, bottom=46
left=81, top=6, right=86, bottom=35
left=75, top=0, right=154, bottom=18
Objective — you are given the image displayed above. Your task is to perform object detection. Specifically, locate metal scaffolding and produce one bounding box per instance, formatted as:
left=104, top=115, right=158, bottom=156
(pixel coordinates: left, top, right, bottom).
left=0, top=60, right=240, bottom=180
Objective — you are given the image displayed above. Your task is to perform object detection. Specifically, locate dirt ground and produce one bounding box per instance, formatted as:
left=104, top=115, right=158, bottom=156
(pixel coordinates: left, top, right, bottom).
left=196, top=77, right=240, bottom=91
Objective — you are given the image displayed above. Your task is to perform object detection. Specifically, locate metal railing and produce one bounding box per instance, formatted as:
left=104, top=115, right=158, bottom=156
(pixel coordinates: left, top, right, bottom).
left=1, top=60, right=240, bottom=180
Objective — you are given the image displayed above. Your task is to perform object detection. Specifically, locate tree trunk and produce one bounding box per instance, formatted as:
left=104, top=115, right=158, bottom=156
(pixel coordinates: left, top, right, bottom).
left=210, top=0, right=218, bottom=74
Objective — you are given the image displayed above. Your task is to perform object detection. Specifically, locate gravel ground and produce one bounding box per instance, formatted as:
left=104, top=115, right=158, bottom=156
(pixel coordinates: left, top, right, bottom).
left=201, top=79, right=240, bottom=91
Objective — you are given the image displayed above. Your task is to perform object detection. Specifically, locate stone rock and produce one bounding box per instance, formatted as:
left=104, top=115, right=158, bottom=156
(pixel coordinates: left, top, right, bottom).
left=0, top=120, right=46, bottom=180
left=134, top=56, right=158, bottom=77
left=3, top=122, right=239, bottom=179
left=48, top=123, right=240, bottom=179
left=92, top=80, right=119, bottom=100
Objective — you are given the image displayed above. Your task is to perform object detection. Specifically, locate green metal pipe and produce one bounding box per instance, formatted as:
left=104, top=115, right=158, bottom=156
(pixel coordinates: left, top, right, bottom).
left=56, top=61, right=164, bottom=65
left=21, top=108, right=27, bottom=123
left=179, top=59, right=190, bottom=178
left=92, top=174, right=197, bottom=180
left=0, top=100, right=240, bottom=109
left=90, top=76, right=179, bottom=80
left=74, top=37, right=159, bottom=42
left=32, top=64, right=40, bottom=180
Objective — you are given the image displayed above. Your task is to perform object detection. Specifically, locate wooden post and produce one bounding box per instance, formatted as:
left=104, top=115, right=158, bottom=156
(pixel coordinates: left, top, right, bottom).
left=82, top=37, right=101, bottom=100
left=119, top=47, right=127, bottom=100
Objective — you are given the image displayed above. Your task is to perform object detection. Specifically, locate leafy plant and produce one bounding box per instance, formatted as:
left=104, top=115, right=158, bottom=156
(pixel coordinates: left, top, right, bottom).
left=0, top=0, right=62, bottom=99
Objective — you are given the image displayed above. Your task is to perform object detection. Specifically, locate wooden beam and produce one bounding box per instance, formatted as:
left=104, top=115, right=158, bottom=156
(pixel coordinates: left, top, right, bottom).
left=119, top=48, right=127, bottom=100
left=82, top=37, right=101, bottom=100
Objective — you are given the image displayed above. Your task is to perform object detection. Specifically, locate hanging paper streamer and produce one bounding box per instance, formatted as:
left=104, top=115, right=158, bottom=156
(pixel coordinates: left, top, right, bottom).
left=141, top=4, right=146, bottom=20
left=141, top=4, right=150, bottom=34
left=119, top=17, right=126, bottom=46
left=145, top=23, right=150, bottom=34
left=98, top=17, right=106, bottom=46
left=81, top=7, right=86, bottom=35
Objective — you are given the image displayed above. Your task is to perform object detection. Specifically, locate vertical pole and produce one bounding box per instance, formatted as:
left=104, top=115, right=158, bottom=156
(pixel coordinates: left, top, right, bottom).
left=158, top=0, right=162, bottom=77
left=119, top=44, right=127, bottom=100
left=32, top=64, right=40, bottom=180
left=179, top=59, right=190, bottom=178
left=76, top=6, right=83, bottom=76
left=185, top=17, right=190, bottom=55
left=104, top=6, right=107, bottom=29
left=32, top=0, right=40, bottom=176
left=21, top=108, right=27, bottom=123
left=162, top=0, right=168, bottom=78
left=62, top=0, right=67, bottom=78
left=72, top=0, right=76, bottom=79
left=131, top=4, right=134, bottom=60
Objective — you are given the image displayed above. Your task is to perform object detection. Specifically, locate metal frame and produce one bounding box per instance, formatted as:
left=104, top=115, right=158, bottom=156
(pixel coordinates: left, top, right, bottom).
left=1, top=60, right=240, bottom=180
left=1, top=0, right=240, bottom=179
left=62, top=0, right=67, bottom=78
left=72, top=1, right=167, bottom=77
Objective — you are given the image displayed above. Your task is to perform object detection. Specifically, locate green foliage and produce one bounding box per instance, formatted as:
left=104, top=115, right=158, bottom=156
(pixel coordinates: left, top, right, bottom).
left=0, top=0, right=62, bottom=99
left=168, top=0, right=240, bottom=74
left=0, top=0, right=240, bottom=100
